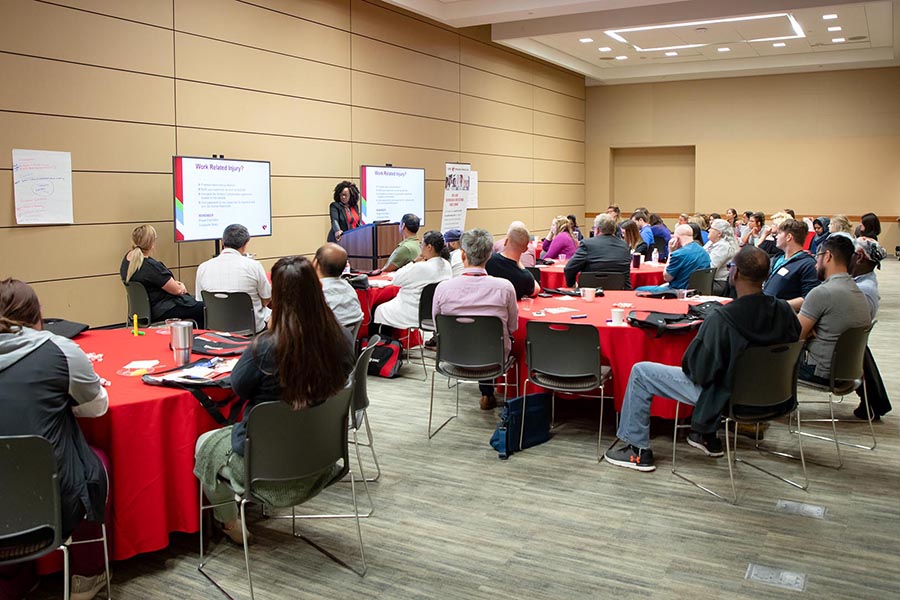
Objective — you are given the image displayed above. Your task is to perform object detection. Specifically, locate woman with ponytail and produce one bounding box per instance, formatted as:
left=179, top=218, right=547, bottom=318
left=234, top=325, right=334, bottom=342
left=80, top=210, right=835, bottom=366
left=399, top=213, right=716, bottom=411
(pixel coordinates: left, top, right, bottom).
left=194, top=256, right=354, bottom=543
left=372, top=230, right=452, bottom=334
left=120, top=225, right=204, bottom=326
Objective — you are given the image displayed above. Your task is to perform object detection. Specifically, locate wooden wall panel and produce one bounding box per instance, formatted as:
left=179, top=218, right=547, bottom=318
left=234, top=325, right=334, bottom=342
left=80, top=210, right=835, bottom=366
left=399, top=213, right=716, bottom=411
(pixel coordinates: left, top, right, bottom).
left=460, top=125, right=532, bottom=158
left=240, top=215, right=332, bottom=258
left=175, top=0, right=349, bottom=67
left=534, top=112, right=585, bottom=142
left=458, top=154, right=532, bottom=183
left=460, top=37, right=532, bottom=84
left=352, top=71, right=459, bottom=121
left=271, top=178, right=343, bottom=217
left=175, top=34, right=350, bottom=104
left=243, top=0, right=351, bottom=30
left=460, top=66, right=532, bottom=109
left=534, top=160, right=585, bottom=184
left=533, top=62, right=585, bottom=99
left=534, top=184, right=585, bottom=208
left=351, top=0, right=459, bottom=62
left=0, top=0, right=174, bottom=76
left=351, top=36, right=459, bottom=92
left=0, top=54, right=174, bottom=124
left=49, top=0, right=173, bottom=28
left=472, top=182, right=533, bottom=209
left=352, top=144, right=458, bottom=179
left=32, top=275, right=127, bottom=327
left=71, top=173, right=173, bottom=224
left=534, top=136, right=584, bottom=163
left=352, top=107, right=459, bottom=151
left=534, top=87, right=585, bottom=120
left=460, top=95, right=532, bottom=133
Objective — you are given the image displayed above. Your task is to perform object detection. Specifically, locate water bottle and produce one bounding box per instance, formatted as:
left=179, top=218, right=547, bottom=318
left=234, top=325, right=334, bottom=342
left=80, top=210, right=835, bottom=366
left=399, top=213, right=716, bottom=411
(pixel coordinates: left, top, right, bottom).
left=343, top=260, right=351, bottom=275
left=651, top=248, right=659, bottom=264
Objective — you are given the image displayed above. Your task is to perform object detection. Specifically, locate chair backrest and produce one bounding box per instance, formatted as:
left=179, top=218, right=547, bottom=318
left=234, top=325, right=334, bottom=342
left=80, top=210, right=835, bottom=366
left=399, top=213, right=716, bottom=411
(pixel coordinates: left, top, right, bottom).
left=346, top=319, right=363, bottom=343
left=124, top=281, right=152, bottom=327
left=526, top=321, right=601, bottom=379
left=434, top=315, right=505, bottom=369
left=350, top=335, right=380, bottom=427
left=0, top=436, right=62, bottom=565
left=525, top=266, right=542, bottom=283
left=729, top=341, right=804, bottom=410
left=828, top=324, right=872, bottom=387
left=201, top=290, right=256, bottom=335
left=578, top=271, right=626, bottom=290
left=652, top=234, right=669, bottom=257
left=244, top=388, right=353, bottom=495
left=418, top=282, right=440, bottom=329
left=687, top=267, right=716, bottom=295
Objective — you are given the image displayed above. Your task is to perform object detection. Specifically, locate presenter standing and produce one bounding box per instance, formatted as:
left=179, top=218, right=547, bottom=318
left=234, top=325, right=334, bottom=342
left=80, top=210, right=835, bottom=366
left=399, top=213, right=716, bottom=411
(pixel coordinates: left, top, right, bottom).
left=327, top=181, right=364, bottom=243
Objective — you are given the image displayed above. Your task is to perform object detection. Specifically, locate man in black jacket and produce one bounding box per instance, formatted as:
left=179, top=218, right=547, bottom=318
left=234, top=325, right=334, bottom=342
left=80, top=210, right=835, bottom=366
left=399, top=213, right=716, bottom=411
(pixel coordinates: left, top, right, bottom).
left=604, top=246, right=801, bottom=472
left=564, top=213, right=631, bottom=288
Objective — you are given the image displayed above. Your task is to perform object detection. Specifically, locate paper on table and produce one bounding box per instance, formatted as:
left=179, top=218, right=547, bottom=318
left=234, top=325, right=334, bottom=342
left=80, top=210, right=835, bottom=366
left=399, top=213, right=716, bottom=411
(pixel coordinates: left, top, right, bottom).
left=687, top=295, right=730, bottom=303
left=369, top=279, right=391, bottom=288
left=123, top=360, right=159, bottom=369
left=555, top=295, right=576, bottom=301
left=544, top=306, right=580, bottom=314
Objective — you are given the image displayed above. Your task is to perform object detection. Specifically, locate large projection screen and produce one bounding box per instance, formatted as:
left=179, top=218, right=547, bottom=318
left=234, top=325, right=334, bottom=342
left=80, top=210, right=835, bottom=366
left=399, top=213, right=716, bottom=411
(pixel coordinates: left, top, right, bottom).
left=359, top=165, right=425, bottom=225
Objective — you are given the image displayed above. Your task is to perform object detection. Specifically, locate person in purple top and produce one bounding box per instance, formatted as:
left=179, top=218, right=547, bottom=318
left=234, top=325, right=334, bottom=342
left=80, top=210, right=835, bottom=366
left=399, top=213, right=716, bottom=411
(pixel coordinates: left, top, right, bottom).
left=433, top=228, right=518, bottom=411
left=540, top=215, right=578, bottom=261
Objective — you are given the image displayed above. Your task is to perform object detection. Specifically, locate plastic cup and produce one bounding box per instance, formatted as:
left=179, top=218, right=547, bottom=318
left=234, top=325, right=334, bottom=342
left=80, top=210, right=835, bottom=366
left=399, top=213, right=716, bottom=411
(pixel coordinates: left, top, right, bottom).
left=521, top=297, right=534, bottom=312
left=632, top=253, right=642, bottom=268
left=676, top=289, right=690, bottom=300
left=611, top=308, right=625, bottom=326
left=170, top=321, right=194, bottom=366
left=558, top=253, right=567, bottom=261
left=580, top=287, right=596, bottom=302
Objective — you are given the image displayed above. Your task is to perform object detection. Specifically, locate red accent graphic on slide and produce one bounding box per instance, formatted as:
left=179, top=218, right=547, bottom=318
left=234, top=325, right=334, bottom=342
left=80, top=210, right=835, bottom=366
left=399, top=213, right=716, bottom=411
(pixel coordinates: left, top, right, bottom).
left=360, top=168, right=367, bottom=202
left=174, top=157, right=184, bottom=240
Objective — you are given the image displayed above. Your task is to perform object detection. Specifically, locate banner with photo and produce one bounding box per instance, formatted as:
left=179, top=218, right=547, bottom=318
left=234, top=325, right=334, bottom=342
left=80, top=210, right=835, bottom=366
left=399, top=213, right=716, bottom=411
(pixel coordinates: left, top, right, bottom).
left=441, top=162, right=470, bottom=232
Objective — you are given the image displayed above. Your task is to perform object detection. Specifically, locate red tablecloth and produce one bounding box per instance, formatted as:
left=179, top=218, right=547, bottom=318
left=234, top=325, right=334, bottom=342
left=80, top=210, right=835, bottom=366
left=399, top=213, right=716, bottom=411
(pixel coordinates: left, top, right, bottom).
left=513, top=291, right=703, bottom=419
left=537, top=261, right=666, bottom=290
left=65, top=329, right=234, bottom=562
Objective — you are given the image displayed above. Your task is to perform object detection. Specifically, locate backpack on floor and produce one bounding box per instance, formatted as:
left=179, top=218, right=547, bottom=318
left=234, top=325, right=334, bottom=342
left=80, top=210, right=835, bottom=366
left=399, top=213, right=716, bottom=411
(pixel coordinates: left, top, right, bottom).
left=490, top=393, right=552, bottom=459
left=366, top=337, right=404, bottom=378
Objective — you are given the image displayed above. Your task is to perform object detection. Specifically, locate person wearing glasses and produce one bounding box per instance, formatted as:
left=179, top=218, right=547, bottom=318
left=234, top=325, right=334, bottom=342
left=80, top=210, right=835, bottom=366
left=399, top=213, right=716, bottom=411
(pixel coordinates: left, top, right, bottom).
left=762, top=219, right=819, bottom=311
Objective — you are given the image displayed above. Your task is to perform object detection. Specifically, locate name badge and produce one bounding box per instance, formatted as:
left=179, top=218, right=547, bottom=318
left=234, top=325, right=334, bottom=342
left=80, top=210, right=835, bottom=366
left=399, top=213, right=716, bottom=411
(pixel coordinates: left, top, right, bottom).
left=777, top=267, right=790, bottom=276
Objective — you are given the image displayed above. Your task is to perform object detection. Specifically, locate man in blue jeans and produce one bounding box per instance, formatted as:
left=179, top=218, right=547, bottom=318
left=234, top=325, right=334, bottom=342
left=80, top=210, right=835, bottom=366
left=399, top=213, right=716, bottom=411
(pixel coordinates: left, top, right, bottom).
left=605, top=245, right=801, bottom=472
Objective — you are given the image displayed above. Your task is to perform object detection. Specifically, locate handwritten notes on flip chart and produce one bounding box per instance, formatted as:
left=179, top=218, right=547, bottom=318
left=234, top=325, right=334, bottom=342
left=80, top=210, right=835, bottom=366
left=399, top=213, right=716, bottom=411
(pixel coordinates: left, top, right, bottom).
left=13, top=149, right=74, bottom=225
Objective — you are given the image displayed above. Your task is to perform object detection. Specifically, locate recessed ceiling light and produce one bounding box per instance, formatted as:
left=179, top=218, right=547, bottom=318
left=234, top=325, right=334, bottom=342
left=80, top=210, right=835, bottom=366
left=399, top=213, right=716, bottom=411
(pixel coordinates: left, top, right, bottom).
left=665, top=51, right=678, bottom=56
left=773, top=42, right=786, bottom=47
left=615, top=55, right=628, bottom=60
left=827, top=26, right=842, bottom=32
left=832, top=37, right=845, bottom=43
left=579, top=38, right=594, bottom=43
left=598, top=47, right=612, bottom=52
left=823, top=14, right=838, bottom=20
left=718, top=47, right=731, bottom=52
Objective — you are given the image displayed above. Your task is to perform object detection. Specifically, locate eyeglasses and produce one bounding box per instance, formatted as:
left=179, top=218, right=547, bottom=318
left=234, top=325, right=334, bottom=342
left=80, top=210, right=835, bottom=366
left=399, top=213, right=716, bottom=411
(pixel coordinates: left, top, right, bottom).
left=726, top=262, right=736, bottom=270
left=815, top=251, right=826, bottom=258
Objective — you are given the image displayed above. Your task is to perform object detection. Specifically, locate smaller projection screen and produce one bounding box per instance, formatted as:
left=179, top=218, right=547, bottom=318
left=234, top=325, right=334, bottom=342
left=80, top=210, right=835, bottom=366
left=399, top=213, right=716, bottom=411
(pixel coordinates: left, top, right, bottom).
left=359, top=165, right=425, bottom=225
left=173, top=156, right=272, bottom=242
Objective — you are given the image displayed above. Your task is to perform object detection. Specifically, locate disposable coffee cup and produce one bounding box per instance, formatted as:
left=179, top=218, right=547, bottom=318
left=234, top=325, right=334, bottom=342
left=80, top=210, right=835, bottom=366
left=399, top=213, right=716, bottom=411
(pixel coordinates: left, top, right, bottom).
left=632, top=253, right=642, bottom=268
left=580, top=287, right=596, bottom=302
left=611, top=308, right=625, bottom=326
left=170, top=320, right=194, bottom=366
left=558, top=253, right=567, bottom=261
left=676, top=289, right=690, bottom=300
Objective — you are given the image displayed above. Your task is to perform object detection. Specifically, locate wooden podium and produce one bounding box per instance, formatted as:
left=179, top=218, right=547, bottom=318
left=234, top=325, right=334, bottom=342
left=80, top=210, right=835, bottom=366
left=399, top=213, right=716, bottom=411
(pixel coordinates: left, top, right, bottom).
left=339, top=222, right=401, bottom=271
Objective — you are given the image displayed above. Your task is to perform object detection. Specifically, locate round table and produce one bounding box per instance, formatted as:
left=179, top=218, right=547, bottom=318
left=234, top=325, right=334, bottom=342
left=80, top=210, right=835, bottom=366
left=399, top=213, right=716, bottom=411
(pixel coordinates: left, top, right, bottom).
left=536, top=261, right=666, bottom=290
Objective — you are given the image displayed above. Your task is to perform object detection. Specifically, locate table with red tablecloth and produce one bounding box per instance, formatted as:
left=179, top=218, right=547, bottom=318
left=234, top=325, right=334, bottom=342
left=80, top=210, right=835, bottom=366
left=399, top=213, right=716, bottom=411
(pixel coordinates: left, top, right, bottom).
left=62, top=329, right=236, bottom=562
left=513, top=291, right=707, bottom=419
left=537, top=261, right=666, bottom=290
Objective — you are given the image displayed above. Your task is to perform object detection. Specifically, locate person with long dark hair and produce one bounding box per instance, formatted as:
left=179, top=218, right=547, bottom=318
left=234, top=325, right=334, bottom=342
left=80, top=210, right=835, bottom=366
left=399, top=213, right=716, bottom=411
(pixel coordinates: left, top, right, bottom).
left=327, top=180, right=364, bottom=243
left=194, top=256, right=354, bottom=543
left=855, top=212, right=881, bottom=240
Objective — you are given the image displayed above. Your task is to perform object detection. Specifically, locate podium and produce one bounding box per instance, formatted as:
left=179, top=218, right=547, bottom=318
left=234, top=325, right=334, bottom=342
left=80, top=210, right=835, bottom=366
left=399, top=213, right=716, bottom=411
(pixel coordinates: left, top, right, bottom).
left=339, top=222, right=401, bottom=271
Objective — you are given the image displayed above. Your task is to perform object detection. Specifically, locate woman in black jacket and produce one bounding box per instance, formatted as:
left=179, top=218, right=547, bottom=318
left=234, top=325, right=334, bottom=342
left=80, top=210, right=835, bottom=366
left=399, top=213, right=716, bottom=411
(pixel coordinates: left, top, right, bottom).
left=327, top=181, right=364, bottom=242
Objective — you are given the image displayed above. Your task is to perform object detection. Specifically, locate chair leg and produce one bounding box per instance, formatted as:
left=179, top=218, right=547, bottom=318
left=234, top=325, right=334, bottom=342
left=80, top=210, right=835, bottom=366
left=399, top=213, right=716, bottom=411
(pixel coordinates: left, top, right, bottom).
left=793, top=393, right=844, bottom=469
left=61, top=545, right=70, bottom=600
left=671, top=405, right=740, bottom=504
left=351, top=428, right=374, bottom=517
left=356, top=411, right=382, bottom=482
left=101, top=523, right=112, bottom=599
left=427, top=369, right=457, bottom=438
left=519, top=379, right=530, bottom=450
left=596, top=384, right=605, bottom=462
left=239, top=499, right=255, bottom=600
left=348, top=468, right=368, bottom=576
left=741, top=409, right=810, bottom=491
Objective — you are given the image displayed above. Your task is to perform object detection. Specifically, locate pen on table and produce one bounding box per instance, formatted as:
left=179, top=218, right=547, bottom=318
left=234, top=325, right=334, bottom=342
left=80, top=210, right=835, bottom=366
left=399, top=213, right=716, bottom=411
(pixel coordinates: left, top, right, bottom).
left=570, top=314, right=588, bottom=319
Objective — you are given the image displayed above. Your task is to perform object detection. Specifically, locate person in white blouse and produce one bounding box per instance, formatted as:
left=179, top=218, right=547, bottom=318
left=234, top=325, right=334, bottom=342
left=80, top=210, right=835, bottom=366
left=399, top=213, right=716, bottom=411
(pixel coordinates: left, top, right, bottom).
left=704, top=218, right=740, bottom=295
left=373, top=230, right=452, bottom=332
left=444, top=228, right=464, bottom=277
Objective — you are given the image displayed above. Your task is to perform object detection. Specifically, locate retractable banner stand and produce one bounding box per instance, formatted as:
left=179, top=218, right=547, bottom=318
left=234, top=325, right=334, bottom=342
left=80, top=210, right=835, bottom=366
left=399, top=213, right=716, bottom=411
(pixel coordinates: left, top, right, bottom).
left=441, top=162, right=470, bottom=232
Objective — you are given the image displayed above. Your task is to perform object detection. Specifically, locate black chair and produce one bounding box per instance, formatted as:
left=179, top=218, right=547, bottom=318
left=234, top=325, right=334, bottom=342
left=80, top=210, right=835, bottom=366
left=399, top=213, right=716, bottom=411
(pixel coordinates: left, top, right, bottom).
left=687, top=267, right=716, bottom=295
left=199, top=389, right=365, bottom=598
left=671, top=341, right=806, bottom=504
left=794, top=324, right=874, bottom=468
left=0, top=435, right=112, bottom=600
left=201, top=290, right=256, bottom=335
left=524, top=322, right=612, bottom=459
left=349, top=336, right=382, bottom=492
left=525, top=266, right=542, bottom=283
left=418, top=282, right=440, bottom=339
left=577, top=272, right=626, bottom=290
left=124, top=280, right=154, bottom=327
left=428, top=315, right=518, bottom=439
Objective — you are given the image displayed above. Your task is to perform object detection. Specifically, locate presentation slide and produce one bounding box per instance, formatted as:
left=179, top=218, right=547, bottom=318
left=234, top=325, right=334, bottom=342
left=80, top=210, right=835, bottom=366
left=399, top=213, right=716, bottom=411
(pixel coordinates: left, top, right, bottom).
left=174, top=156, right=272, bottom=242
left=359, top=165, right=425, bottom=225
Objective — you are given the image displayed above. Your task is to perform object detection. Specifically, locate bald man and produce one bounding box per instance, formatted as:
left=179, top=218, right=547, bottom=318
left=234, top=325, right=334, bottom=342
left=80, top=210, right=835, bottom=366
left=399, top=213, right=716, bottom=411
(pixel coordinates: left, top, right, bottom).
left=486, top=224, right=541, bottom=298
left=636, top=224, right=710, bottom=292
left=492, top=221, right=536, bottom=268
left=313, top=243, right=363, bottom=327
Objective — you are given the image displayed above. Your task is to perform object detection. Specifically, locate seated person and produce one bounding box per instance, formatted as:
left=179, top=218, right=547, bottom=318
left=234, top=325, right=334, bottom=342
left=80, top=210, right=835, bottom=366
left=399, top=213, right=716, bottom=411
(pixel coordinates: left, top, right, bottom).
left=0, top=279, right=111, bottom=600
left=649, top=213, right=671, bottom=260
left=636, top=224, right=710, bottom=292
left=492, top=221, right=537, bottom=268
left=313, top=243, right=363, bottom=327
left=564, top=213, right=632, bottom=288
left=195, top=224, right=271, bottom=333
left=433, top=229, right=518, bottom=410
left=194, top=256, right=354, bottom=543
left=444, top=229, right=464, bottom=277
left=850, top=237, right=891, bottom=419
left=808, top=217, right=831, bottom=256
left=540, top=215, right=578, bottom=261
left=762, top=218, right=818, bottom=311
left=704, top=219, right=739, bottom=296
left=567, top=214, right=584, bottom=241
left=604, top=247, right=801, bottom=471
left=829, top=214, right=854, bottom=238
left=121, top=224, right=204, bottom=326
left=631, top=211, right=655, bottom=248
left=381, top=213, right=422, bottom=274
left=797, top=236, right=871, bottom=386
left=620, top=219, right=649, bottom=261
left=373, top=231, right=452, bottom=333
left=689, top=215, right=709, bottom=245
left=487, top=224, right=541, bottom=299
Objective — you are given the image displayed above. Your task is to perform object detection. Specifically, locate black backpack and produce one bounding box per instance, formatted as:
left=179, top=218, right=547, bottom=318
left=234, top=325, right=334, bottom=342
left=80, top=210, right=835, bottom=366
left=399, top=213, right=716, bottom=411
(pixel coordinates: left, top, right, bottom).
left=627, top=310, right=703, bottom=337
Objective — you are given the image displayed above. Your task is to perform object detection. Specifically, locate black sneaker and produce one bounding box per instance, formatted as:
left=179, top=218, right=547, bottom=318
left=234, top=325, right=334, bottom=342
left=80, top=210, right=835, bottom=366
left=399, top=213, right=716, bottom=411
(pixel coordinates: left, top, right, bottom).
left=603, top=444, right=656, bottom=472
left=687, top=432, right=724, bottom=457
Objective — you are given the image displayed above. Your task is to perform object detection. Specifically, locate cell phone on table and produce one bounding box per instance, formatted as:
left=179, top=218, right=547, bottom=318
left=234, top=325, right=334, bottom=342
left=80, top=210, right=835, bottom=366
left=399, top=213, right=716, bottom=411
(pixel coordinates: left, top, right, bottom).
left=537, top=292, right=553, bottom=298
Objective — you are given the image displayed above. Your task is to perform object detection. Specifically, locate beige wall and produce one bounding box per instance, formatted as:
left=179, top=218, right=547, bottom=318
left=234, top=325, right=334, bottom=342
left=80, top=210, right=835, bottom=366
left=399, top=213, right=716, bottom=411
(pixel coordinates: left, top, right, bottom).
left=0, top=0, right=585, bottom=326
left=586, top=67, right=900, bottom=249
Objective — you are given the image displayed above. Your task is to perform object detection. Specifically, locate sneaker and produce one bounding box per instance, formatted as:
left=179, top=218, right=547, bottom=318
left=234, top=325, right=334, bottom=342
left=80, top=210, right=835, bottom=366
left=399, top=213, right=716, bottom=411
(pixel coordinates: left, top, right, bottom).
left=479, top=395, right=497, bottom=410
left=424, top=337, right=437, bottom=349
left=70, top=572, right=107, bottom=600
left=603, top=444, right=656, bottom=472
left=687, top=432, right=724, bottom=457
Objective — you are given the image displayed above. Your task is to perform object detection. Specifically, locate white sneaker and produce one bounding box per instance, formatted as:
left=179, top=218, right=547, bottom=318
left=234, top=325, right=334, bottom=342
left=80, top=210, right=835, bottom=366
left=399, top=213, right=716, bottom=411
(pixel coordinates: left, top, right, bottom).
left=70, top=572, right=107, bottom=600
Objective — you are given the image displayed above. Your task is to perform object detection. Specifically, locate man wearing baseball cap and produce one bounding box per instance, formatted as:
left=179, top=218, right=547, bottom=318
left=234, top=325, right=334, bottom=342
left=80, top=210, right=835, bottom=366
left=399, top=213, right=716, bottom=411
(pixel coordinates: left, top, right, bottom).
left=444, top=229, right=463, bottom=277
